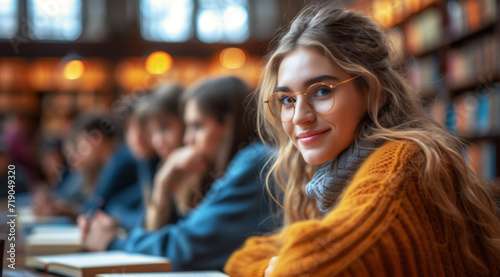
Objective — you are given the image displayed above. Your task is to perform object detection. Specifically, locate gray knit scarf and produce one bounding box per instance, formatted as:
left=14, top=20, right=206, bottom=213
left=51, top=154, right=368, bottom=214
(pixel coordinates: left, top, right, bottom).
left=305, top=137, right=385, bottom=212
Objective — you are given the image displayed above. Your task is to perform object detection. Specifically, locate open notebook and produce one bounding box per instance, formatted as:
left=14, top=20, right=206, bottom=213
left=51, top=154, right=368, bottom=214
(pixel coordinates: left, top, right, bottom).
left=97, top=272, right=229, bottom=277
left=25, top=225, right=82, bottom=256
left=25, top=251, right=172, bottom=277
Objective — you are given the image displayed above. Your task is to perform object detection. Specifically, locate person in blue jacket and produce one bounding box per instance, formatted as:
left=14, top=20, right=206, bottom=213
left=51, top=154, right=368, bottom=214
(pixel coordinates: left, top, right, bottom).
left=81, top=77, right=279, bottom=271
left=31, top=138, right=87, bottom=218
left=69, top=113, right=142, bottom=231
left=79, top=84, right=185, bottom=243
left=123, top=93, right=162, bottom=209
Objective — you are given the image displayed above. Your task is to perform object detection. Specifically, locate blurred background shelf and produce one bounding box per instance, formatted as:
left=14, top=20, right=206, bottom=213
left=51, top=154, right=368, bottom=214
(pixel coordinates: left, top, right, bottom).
left=447, top=75, right=500, bottom=96
left=356, top=0, right=500, bottom=183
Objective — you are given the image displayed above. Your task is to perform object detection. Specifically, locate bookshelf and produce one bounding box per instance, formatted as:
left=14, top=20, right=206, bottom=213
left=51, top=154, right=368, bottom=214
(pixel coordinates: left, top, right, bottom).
left=364, top=0, right=500, bottom=185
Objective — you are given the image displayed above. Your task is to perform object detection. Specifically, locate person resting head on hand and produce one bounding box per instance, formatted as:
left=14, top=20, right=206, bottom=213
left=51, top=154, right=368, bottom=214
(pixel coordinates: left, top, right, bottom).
left=81, top=77, right=279, bottom=272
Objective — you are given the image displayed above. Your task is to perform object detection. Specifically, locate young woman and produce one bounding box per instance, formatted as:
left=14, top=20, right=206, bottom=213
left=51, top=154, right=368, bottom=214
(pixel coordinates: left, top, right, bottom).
left=128, top=87, right=182, bottom=221
left=124, top=94, right=160, bottom=197
left=82, top=77, right=277, bottom=271
left=224, top=5, right=500, bottom=277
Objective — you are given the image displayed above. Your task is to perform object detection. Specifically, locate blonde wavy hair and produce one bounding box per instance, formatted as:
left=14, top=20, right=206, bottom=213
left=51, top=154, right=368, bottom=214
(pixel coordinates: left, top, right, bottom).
left=257, top=4, right=500, bottom=275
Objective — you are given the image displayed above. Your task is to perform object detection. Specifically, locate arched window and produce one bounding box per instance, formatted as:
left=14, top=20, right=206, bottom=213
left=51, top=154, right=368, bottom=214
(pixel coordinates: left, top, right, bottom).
left=28, top=0, right=82, bottom=41
left=0, top=0, right=18, bottom=39
left=196, top=0, right=249, bottom=43
left=140, top=0, right=194, bottom=42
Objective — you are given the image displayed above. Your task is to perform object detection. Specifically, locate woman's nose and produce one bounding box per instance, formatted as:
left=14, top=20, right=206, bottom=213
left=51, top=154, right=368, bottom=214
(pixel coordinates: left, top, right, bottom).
left=292, top=96, right=315, bottom=125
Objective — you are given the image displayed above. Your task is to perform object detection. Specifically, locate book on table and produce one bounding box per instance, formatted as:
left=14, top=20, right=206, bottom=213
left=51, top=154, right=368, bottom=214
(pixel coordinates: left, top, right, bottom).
left=25, top=251, right=172, bottom=277
left=97, top=272, right=229, bottom=277
left=25, top=225, right=82, bottom=256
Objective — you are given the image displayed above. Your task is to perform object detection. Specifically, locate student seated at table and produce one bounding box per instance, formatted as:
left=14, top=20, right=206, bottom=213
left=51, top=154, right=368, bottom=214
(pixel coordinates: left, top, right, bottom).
left=44, top=105, right=158, bottom=221
left=31, top=137, right=87, bottom=219
left=78, top=85, right=184, bottom=243
left=69, top=113, right=142, bottom=231
left=122, top=93, right=161, bottom=208
left=224, top=4, right=500, bottom=277
left=81, top=77, right=279, bottom=271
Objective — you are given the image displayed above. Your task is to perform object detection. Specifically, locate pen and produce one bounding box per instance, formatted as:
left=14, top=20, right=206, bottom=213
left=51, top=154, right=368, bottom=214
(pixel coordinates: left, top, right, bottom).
left=85, top=196, right=105, bottom=221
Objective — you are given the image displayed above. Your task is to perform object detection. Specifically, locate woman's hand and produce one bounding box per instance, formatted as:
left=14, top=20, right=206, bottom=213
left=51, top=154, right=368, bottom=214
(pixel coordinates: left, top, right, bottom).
left=153, top=146, right=206, bottom=202
left=167, top=146, right=207, bottom=178
left=78, top=210, right=117, bottom=252
left=32, top=190, right=57, bottom=216
left=147, top=146, right=206, bottom=230
left=265, top=256, right=279, bottom=277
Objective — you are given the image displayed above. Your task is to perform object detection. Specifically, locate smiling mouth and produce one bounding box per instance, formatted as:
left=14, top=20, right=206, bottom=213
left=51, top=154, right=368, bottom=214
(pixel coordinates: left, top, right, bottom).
left=297, top=129, right=330, bottom=145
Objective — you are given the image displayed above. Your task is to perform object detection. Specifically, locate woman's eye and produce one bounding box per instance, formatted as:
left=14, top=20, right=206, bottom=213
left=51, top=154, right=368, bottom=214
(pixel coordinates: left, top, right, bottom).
left=279, top=96, right=294, bottom=105
left=314, top=86, right=332, bottom=97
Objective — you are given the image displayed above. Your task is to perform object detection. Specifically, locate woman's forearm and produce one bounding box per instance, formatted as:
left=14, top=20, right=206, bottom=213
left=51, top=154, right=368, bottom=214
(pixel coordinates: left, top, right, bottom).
left=146, top=163, right=178, bottom=230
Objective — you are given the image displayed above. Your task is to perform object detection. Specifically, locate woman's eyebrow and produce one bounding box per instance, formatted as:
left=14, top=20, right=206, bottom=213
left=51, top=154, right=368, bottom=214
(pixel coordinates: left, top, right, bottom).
left=304, top=75, right=339, bottom=87
left=275, top=86, right=291, bottom=93
left=276, top=75, right=339, bottom=93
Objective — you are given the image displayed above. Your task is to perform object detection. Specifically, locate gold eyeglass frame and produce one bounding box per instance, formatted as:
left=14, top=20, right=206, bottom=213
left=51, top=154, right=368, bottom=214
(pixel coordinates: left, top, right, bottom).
left=264, top=76, right=359, bottom=122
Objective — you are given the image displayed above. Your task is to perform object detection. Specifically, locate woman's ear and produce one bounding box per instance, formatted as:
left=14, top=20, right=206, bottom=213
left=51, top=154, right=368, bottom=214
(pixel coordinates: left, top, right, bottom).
left=379, top=90, right=388, bottom=108
left=367, top=89, right=388, bottom=113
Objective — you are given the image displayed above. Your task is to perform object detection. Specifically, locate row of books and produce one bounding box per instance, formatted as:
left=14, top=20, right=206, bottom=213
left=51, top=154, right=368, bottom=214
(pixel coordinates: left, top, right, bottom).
left=429, top=84, right=500, bottom=136
left=407, top=53, right=441, bottom=94
left=401, top=0, right=498, bottom=55
left=446, top=0, right=497, bottom=40
left=464, top=139, right=498, bottom=181
left=446, top=34, right=499, bottom=88
left=452, top=86, right=500, bottom=136
left=404, top=8, right=442, bottom=55
left=395, top=0, right=499, bottom=182
left=428, top=92, right=499, bottom=181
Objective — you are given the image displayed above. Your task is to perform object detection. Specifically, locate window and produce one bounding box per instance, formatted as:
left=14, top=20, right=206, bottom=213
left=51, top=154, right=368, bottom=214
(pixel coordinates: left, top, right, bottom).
left=196, top=0, right=249, bottom=43
left=140, top=0, right=194, bottom=42
left=28, top=0, right=82, bottom=41
left=0, top=0, right=18, bottom=39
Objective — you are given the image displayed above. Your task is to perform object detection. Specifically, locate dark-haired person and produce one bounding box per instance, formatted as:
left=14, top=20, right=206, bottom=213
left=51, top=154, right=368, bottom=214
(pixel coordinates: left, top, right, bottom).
left=31, top=137, right=87, bottom=218
left=71, top=113, right=142, bottom=231
left=225, top=4, right=500, bottom=277
left=82, top=77, right=278, bottom=271
left=123, top=93, right=161, bottom=210
left=79, top=85, right=184, bottom=252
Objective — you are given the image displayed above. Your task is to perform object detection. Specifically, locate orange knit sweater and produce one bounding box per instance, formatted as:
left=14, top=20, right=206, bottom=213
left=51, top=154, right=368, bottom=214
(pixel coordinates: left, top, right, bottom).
left=224, top=140, right=499, bottom=276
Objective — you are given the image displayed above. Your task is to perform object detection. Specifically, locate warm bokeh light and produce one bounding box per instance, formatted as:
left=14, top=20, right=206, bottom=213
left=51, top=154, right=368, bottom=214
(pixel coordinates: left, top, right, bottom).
left=219, top=47, right=246, bottom=69
left=407, top=0, right=421, bottom=13
left=30, top=59, right=58, bottom=90
left=145, top=51, right=173, bottom=74
left=373, top=0, right=394, bottom=27
left=63, top=60, right=85, bottom=80
left=116, top=58, right=148, bottom=90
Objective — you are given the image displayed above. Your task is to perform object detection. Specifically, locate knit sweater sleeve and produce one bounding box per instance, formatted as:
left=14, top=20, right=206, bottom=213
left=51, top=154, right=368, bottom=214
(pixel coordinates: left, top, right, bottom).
left=267, top=141, right=420, bottom=277
left=224, top=232, right=283, bottom=277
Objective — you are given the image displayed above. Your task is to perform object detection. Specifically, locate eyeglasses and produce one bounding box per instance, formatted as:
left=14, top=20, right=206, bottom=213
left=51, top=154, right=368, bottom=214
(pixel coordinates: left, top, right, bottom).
left=264, top=76, right=359, bottom=122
